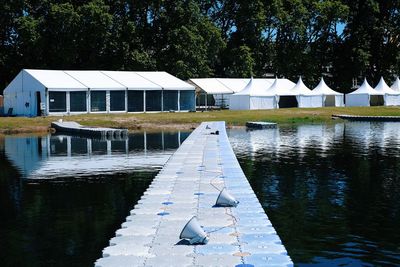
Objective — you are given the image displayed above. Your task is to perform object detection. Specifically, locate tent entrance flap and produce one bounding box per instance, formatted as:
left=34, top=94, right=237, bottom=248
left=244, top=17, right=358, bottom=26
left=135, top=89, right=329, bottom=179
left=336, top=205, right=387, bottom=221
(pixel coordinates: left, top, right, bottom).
left=324, top=95, right=335, bottom=107
left=370, top=95, right=384, bottom=106
left=279, top=96, right=298, bottom=108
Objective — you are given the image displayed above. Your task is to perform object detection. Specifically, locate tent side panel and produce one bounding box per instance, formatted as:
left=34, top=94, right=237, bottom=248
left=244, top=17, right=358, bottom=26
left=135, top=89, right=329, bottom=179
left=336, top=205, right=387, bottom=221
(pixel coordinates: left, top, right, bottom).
left=384, top=94, right=400, bottom=106
left=229, top=95, right=250, bottom=110
left=335, top=95, right=345, bottom=107
left=23, top=71, right=47, bottom=116
left=345, top=94, right=370, bottom=107
left=249, top=96, right=275, bottom=109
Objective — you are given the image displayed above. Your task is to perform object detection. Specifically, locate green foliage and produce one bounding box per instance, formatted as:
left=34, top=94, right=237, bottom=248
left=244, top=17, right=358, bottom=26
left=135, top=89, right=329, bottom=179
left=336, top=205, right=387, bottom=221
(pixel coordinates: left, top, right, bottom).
left=0, top=0, right=399, bottom=92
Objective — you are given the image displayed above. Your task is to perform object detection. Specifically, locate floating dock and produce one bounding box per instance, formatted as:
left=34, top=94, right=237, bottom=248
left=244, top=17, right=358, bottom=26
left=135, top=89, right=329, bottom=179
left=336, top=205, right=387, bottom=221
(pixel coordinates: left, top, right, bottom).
left=95, top=121, right=292, bottom=267
left=332, top=114, right=400, bottom=122
left=51, top=121, right=128, bottom=139
left=246, top=121, right=277, bottom=129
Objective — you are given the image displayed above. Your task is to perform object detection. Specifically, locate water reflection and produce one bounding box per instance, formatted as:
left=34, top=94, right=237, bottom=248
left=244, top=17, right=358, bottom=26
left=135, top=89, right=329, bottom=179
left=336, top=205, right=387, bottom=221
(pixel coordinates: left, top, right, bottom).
left=228, top=122, right=400, bottom=266
left=0, top=130, right=189, bottom=267
left=4, top=131, right=190, bottom=179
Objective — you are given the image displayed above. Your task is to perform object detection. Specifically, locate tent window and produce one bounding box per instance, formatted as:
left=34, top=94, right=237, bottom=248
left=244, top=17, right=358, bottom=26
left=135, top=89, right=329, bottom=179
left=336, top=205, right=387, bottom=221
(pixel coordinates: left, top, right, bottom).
left=279, top=96, right=298, bottom=108
left=146, top=90, right=162, bottom=111
left=128, top=91, right=144, bottom=112
left=70, top=91, right=87, bottom=112
left=91, top=91, right=106, bottom=112
left=324, top=95, right=335, bottom=107
left=110, top=91, right=126, bottom=111
left=370, top=95, right=384, bottom=106
left=49, top=92, right=66, bottom=112
left=180, top=90, right=195, bottom=110
left=163, top=90, right=178, bottom=111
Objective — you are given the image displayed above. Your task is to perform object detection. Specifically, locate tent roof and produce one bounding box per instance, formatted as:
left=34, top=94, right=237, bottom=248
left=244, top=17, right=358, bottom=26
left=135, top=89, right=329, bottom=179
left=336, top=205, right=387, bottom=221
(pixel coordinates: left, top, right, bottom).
left=310, top=77, right=343, bottom=96
left=25, top=69, right=88, bottom=90
left=391, top=77, right=400, bottom=92
left=65, top=71, right=126, bottom=90
left=190, top=78, right=233, bottom=94
left=264, top=78, right=296, bottom=96
left=101, top=71, right=161, bottom=90
left=216, top=78, right=249, bottom=93
left=233, top=78, right=275, bottom=96
left=18, top=69, right=192, bottom=91
left=136, top=71, right=194, bottom=90
left=375, top=77, right=399, bottom=95
left=349, top=78, right=383, bottom=95
left=291, top=77, right=313, bottom=95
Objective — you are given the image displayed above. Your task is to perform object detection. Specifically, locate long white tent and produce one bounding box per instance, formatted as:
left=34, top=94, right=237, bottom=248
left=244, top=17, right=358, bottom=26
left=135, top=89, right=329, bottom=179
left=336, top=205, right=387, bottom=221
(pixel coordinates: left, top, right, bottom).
left=345, top=78, right=384, bottom=106
left=229, top=78, right=276, bottom=110
left=4, top=69, right=195, bottom=116
left=374, top=77, right=400, bottom=106
left=309, top=77, right=344, bottom=107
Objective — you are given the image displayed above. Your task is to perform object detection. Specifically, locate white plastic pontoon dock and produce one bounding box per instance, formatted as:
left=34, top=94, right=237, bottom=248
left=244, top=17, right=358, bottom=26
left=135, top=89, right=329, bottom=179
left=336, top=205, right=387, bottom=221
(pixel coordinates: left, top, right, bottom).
left=95, top=121, right=292, bottom=266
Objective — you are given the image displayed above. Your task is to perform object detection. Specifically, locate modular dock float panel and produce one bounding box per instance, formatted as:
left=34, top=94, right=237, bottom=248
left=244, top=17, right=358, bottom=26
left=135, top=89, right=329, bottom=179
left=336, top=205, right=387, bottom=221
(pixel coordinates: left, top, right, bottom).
left=51, top=121, right=128, bottom=139
left=332, top=114, right=400, bottom=122
left=246, top=121, right=277, bottom=129
left=95, top=121, right=292, bottom=267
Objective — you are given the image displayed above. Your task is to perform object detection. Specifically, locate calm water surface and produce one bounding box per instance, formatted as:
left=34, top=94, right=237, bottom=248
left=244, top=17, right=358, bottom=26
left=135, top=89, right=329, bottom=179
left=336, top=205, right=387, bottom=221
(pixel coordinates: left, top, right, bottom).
left=1, top=124, right=400, bottom=266
left=0, top=131, right=189, bottom=267
left=229, top=122, right=400, bottom=266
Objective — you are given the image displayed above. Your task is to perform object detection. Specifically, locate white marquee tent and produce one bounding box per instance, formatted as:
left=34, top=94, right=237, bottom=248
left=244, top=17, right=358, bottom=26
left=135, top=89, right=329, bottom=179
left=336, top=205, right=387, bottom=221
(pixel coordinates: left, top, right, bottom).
left=309, top=77, right=344, bottom=107
left=290, top=77, right=321, bottom=108
left=263, top=78, right=297, bottom=108
left=4, top=69, right=195, bottom=116
left=391, top=77, right=400, bottom=92
left=345, top=78, right=384, bottom=106
left=229, top=78, right=276, bottom=110
left=374, top=77, right=400, bottom=106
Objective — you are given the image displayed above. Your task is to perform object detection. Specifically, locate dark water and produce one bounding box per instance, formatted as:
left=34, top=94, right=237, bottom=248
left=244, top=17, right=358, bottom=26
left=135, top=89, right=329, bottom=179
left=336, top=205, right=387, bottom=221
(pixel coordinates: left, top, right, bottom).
left=228, top=122, right=400, bottom=266
left=0, top=131, right=189, bottom=267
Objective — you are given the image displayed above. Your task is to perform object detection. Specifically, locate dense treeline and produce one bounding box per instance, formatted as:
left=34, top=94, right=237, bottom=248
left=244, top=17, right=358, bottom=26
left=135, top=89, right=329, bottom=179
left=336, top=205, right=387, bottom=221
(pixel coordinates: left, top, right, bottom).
left=0, top=0, right=399, bottom=93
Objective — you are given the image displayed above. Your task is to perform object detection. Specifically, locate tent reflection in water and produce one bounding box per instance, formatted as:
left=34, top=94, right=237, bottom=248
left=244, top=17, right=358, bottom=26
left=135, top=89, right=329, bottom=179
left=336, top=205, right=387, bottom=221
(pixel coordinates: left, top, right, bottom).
left=374, top=77, right=400, bottom=106
left=345, top=78, right=384, bottom=106
left=309, top=77, right=344, bottom=107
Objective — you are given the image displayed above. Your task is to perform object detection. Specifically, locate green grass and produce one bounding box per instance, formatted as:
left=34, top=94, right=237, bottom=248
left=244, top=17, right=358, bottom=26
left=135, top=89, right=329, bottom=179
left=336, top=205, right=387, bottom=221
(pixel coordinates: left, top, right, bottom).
left=1, top=106, right=400, bottom=134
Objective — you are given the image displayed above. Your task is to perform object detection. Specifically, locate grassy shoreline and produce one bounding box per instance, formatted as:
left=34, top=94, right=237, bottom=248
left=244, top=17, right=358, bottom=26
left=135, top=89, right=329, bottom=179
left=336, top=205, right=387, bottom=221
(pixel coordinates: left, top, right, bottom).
left=1, top=106, right=400, bottom=135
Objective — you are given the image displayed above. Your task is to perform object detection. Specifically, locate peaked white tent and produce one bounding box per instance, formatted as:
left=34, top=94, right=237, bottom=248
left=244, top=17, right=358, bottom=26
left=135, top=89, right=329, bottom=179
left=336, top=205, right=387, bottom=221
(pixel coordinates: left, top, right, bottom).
left=391, top=77, right=400, bottom=92
left=309, top=77, right=344, bottom=107
left=290, top=77, right=321, bottom=108
left=345, top=78, right=384, bottom=106
left=374, top=77, right=400, bottom=106
left=229, top=78, right=276, bottom=110
left=264, top=78, right=297, bottom=108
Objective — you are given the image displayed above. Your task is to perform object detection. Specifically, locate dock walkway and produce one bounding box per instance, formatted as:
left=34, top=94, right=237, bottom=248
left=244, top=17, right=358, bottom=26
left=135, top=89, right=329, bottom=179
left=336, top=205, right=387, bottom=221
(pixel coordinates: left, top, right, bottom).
left=95, top=121, right=292, bottom=267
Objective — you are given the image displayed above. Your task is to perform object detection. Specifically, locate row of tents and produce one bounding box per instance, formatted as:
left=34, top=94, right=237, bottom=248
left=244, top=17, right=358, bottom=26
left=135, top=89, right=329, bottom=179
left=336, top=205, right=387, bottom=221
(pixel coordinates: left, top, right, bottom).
left=191, top=76, right=400, bottom=109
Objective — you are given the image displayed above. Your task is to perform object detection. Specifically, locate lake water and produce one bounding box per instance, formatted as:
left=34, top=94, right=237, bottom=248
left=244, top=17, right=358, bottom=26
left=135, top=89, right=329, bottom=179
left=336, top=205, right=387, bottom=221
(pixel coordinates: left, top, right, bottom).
left=0, top=131, right=189, bottom=266
left=0, top=123, right=399, bottom=266
left=229, top=122, right=400, bottom=266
